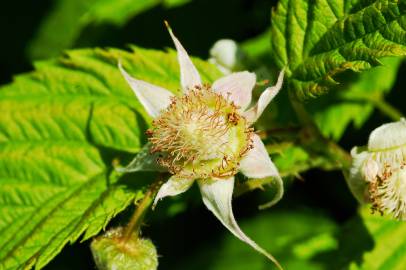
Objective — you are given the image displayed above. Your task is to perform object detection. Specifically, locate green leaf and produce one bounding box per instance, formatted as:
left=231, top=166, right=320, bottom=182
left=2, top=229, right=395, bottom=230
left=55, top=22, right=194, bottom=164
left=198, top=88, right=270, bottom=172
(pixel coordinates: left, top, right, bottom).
left=309, top=57, right=403, bottom=140
left=322, top=207, right=406, bottom=270
left=27, top=0, right=192, bottom=60
left=0, top=46, right=221, bottom=270
left=350, top=208, right=406, bottom=270
left=271, top=0, right=406, bottom=98
left=169, top=208, right=338, bottom=270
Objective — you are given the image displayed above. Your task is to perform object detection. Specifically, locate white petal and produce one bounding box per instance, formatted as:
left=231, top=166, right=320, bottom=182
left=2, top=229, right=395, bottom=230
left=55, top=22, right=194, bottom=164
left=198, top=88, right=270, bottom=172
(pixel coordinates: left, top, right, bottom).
left=239, top=134, right=284, bottom=209
left=239, top=134, right=280, bottom=179
left=258, top=174, right=284, bottom=210
left=165, top=22, right=201, bottom=92
left=368, top=118, right=406, bottom=151
left=153, top=176, right=194, bottom=208
left=212, top=71, right=256, bottom=111
left=243, top=69, right=284, bottom=123
left=198, top=177, right=282, bottom=269
left=209, top=39, right=240, bottom=73
left=362, top=158, right=379, bottom=182
left=348, top=147, right=370, bottom=203
left=119, top=62, right=173, bottom=118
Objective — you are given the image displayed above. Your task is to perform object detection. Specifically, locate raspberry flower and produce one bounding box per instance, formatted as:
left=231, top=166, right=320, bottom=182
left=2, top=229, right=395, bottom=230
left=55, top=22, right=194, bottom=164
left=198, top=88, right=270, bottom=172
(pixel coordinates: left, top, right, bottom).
left=119, top=24, right=284, bottom=268
left=349, top=119, right=406, bottom=220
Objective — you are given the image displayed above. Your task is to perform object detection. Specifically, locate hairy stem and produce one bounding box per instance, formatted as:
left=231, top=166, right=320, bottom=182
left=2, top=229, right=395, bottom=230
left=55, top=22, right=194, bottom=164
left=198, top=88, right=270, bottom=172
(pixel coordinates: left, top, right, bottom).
left=122, top=174, right=165, bottom=242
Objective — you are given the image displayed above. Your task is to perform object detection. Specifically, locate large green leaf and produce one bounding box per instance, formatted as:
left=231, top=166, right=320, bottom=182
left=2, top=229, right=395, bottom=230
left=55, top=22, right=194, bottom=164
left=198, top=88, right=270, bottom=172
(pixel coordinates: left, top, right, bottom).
left=271, top=0, right=406, bottom=98
left=0, top=47, right=221, bottom=270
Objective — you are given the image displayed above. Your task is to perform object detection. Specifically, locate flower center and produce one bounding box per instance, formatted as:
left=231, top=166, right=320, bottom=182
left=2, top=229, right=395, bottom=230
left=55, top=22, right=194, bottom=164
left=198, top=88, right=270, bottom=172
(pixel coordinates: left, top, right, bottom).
left=148, top=85, right=252, bottom=179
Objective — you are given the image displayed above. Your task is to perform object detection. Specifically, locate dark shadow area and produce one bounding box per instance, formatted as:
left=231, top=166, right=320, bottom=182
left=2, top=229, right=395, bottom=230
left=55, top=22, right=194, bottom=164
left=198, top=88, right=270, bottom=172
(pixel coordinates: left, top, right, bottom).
left=313, top=214, right=374, bottom=269
left=44, top=239, right=94, bottom=270
left=286, top=169, right=359, bottom=223
left=386, top=61, right=406, bottom=116
left=0, top=0, right=275, bottom=85
left=77, top=0, right=275, bottom=59
left=0, top=0, right=53, bottom=84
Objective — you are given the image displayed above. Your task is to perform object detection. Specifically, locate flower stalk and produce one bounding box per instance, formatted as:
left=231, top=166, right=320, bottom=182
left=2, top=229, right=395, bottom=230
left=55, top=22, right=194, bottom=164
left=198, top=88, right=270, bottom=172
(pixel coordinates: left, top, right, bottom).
left=370, top=97, right=404, bottom=122
left=122, top=175, right=166, bottom=242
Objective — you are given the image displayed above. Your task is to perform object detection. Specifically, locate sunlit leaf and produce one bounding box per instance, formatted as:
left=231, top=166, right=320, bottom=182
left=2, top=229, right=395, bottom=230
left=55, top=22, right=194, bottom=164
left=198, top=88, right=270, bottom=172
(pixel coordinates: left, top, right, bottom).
left=271, top=0, right=406, bottom=98
left=0, top=46, right=220, bottom=270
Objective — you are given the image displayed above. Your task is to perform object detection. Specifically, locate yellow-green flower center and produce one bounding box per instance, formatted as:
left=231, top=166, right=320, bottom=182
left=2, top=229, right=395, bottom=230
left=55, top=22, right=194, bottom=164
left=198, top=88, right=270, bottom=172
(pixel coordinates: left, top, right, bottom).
left=148, top=85, right=252, bottom=179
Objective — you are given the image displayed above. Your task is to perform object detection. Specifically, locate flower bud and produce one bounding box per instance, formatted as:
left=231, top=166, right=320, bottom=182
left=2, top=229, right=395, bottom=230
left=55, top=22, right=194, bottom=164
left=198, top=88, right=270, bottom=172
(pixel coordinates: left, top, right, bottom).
left=91, top=227, right=158, bottom=270
left=209, top=39, right=246, bottom=74
left=349, top=119, right=406, bottom=220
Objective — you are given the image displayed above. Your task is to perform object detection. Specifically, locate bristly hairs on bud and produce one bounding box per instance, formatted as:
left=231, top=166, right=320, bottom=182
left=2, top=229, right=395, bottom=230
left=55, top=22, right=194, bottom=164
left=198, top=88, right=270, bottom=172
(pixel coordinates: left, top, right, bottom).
left=91, top=177, right=165, bottom=270
left=91, top=227, right=158, bottom=270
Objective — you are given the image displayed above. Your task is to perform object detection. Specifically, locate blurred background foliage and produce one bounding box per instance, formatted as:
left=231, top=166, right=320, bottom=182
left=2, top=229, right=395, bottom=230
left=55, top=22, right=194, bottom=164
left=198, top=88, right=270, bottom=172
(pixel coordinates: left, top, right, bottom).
left=0, top=0, right=405, bottom=269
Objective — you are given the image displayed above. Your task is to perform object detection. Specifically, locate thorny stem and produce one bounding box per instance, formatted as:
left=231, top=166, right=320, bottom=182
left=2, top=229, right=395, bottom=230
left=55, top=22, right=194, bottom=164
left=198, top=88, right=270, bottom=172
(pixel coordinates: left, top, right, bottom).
left=121, top=174, right=166, bottom=242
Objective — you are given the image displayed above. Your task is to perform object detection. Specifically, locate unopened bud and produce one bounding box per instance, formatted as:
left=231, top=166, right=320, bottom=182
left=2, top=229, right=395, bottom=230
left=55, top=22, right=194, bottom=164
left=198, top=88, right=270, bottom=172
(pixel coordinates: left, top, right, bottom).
left=209, top=39, right=245, bottom=74
left=91, top=227, right=158, bottom=270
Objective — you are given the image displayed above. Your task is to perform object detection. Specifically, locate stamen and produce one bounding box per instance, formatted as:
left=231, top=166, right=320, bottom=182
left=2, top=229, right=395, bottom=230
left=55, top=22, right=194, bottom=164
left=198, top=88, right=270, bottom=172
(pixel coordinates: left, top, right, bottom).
left=148, top=85, right=252, bottom=179
left=369, top=159, right=406, bottom=220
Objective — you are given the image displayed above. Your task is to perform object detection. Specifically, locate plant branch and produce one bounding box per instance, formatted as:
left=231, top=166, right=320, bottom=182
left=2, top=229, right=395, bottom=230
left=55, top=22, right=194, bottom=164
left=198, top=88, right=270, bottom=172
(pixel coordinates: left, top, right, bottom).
left=341, top=94, right=404, bottom=122
left=121, top=174, right=166, bottom=242
left=370, top=98, right=404, bottom=122
left=289, top=91, right=352, bottom=173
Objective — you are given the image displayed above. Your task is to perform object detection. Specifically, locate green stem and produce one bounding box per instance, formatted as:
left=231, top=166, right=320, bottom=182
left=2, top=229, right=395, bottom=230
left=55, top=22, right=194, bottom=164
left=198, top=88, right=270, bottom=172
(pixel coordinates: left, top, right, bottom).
left=121, top=174, right=165, bottom=242
left=341, top=94, right=404, bottom=122
left=371, top=98, right=404, bottom=122
left=289, top=91, right=352, bottom=172
left=289, top=92, right=319, bottom=131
